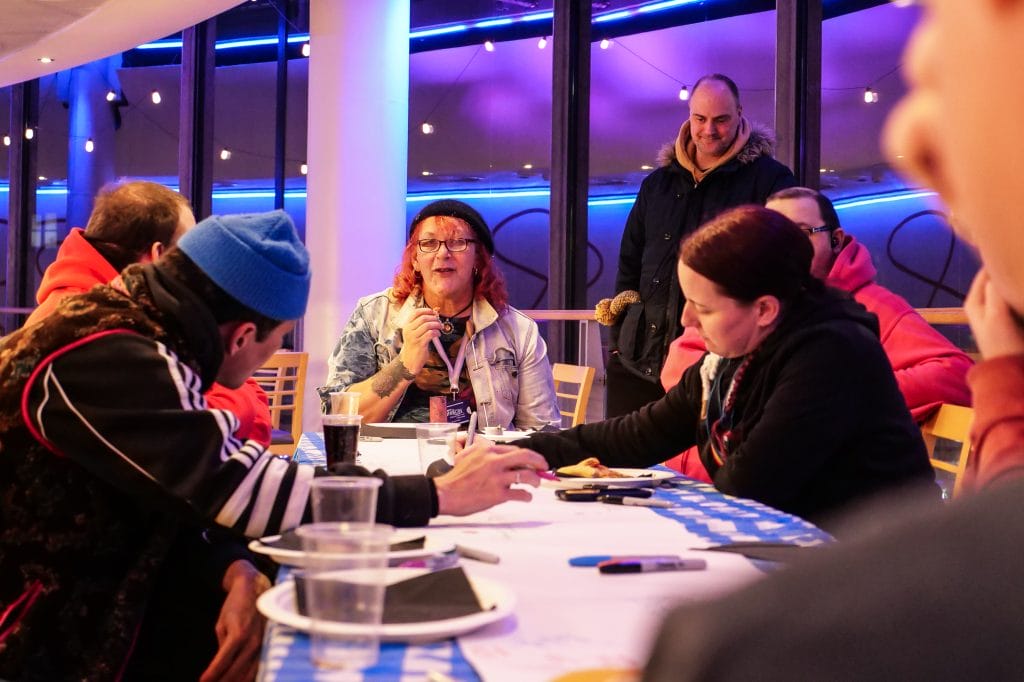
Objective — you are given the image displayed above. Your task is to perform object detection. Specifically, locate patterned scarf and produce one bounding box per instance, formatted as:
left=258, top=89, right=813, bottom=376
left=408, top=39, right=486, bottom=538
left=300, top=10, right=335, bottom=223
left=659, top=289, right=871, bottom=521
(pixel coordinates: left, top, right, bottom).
left=699, top=353, right=753, bottom=466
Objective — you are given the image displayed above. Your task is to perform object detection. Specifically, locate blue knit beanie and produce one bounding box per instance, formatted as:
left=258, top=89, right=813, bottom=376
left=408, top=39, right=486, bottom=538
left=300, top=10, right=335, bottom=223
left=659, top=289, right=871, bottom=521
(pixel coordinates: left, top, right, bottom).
left=177, top=210, right=311, bottom=320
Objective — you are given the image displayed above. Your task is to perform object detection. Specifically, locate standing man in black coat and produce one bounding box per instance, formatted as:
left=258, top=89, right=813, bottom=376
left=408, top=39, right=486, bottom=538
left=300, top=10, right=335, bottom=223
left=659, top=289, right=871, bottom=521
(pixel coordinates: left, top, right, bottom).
left=604, top=73, right=796, bottom=416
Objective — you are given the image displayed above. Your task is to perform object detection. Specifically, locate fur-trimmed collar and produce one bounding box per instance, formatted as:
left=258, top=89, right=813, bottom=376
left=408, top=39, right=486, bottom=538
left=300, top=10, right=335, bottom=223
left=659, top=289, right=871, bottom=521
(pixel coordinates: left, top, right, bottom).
left=656, top=120, right=778, bottom=169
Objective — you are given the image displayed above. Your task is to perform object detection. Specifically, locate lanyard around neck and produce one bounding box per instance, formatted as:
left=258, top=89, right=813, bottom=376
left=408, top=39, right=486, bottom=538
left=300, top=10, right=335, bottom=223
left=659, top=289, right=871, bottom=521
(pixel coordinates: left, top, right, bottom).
left=432, top=334, right=469, bottom=398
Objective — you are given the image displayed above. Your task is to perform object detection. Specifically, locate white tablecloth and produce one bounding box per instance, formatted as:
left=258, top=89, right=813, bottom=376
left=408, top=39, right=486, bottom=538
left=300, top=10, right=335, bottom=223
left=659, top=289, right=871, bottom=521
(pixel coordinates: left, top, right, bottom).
left=258, top=433, right=829, bottom=681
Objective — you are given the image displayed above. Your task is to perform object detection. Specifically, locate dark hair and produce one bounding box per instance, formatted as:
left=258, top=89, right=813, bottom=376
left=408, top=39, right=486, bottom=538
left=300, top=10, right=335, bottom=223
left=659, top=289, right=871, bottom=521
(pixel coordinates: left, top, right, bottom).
left=157, top=248, right=281, bottom=341
left=680, top=205, right=815, bottom=304
left=692, top=73, right=741, bottom=107
left=768, top=186, right=841, bottom=231
left=84, top=181, right=192, bottom=272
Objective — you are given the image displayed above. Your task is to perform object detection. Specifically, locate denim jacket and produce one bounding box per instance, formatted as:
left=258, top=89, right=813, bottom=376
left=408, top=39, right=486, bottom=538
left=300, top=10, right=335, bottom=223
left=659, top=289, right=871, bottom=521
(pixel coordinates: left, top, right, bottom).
left=320, top=288, right=561, bottom=430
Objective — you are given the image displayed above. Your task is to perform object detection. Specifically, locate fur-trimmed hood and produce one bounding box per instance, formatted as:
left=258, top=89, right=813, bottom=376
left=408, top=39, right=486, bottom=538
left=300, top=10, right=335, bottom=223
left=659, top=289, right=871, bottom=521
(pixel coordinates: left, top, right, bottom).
left=656, top=119, right=778, bottom=169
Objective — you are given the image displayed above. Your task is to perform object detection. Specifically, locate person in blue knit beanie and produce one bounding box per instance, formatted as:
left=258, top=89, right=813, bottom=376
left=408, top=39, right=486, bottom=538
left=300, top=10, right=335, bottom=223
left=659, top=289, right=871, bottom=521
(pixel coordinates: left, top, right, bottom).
left=0, top=209, right=550, bottom=681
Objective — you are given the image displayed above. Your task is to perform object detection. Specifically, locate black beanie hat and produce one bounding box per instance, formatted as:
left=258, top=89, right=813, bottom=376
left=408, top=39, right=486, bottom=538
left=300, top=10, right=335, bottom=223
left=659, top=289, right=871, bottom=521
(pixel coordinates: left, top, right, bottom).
left=409, top=199, right=494, bottom=254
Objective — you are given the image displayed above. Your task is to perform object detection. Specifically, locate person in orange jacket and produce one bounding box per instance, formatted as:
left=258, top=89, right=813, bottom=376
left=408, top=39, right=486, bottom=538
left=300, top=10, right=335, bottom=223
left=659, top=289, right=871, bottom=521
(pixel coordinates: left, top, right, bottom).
left=25, top=180, right=273, bottom=447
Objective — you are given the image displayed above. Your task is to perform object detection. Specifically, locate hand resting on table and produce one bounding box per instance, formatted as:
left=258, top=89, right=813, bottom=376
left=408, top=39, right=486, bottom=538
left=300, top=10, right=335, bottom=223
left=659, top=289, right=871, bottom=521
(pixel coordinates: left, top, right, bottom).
left=434, top=442, right=550, bottom=516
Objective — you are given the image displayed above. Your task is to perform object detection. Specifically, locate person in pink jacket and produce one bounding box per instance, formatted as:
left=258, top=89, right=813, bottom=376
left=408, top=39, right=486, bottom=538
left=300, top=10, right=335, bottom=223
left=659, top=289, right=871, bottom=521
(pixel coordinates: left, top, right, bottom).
left=25, top=180, right=273, bottom=447
left=661, top=187, right=972, bottom=481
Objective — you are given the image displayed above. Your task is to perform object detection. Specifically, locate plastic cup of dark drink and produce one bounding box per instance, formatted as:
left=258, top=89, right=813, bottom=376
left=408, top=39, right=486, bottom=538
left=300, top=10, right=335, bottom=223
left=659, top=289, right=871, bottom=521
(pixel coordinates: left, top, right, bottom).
left=323, top=414, right=362, bottom=467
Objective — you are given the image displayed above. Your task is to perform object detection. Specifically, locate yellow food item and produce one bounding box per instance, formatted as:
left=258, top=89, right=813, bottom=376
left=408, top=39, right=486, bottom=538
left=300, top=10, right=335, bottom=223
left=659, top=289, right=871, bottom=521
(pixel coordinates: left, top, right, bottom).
left=555, top=457, right=628, bottom=478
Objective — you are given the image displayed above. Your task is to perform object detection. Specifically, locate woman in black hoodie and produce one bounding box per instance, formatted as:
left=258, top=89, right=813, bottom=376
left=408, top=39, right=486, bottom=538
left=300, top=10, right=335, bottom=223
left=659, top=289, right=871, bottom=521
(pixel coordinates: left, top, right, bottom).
left=522, top=205, right=937, bottom=529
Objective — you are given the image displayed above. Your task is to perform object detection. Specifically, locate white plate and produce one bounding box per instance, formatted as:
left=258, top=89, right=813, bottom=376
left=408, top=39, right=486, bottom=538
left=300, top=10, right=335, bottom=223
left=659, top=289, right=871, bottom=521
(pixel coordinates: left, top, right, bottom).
left=481, top=429, right=534, bottom=443
left=248, top=529, right=456, bottom=567
left=257, top=569, right=515, bottom=643
left=542, top=467, right=677, bottom=489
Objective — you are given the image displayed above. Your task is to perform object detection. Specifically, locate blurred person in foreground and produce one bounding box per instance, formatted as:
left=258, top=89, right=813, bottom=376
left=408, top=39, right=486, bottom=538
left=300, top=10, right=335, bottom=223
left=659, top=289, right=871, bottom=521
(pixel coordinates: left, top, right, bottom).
left=0, top=210, right=548, bottom=681
left=516, top=205, right=936, bottom=532
left=321, top=199, right=560, bottom=431
left=661, top=186, right=973, bottom=482
left=642, top=3, right=1024, bottom=679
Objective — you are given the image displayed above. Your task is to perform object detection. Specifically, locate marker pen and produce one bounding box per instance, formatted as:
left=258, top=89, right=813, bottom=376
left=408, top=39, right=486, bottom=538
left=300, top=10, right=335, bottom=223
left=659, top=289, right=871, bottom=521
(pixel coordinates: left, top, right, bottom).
left=455, top=544, right=500, bottom=564
left=569, top=554, right=680, bottom=567
left=598, top=495, right=672, bottom=508
left=599, top=558, right=707, bottom=574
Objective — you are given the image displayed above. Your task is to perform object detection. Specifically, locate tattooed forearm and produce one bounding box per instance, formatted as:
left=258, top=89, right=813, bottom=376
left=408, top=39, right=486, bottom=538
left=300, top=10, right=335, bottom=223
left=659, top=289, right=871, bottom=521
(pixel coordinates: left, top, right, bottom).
left=371, top=358, right=416, bottom=398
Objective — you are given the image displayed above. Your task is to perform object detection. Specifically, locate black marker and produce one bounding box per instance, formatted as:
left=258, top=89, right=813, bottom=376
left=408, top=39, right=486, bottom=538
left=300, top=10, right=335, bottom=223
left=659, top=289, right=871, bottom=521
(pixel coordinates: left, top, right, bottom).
left=599, top=558, right=707, bottom=574
left=598, top=495, right=671, bottom=508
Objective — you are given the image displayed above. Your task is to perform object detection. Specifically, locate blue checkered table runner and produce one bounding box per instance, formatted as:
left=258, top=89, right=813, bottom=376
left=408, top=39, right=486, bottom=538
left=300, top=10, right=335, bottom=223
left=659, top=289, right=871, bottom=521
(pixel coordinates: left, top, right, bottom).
left=258, top=435, right=831, bottom=680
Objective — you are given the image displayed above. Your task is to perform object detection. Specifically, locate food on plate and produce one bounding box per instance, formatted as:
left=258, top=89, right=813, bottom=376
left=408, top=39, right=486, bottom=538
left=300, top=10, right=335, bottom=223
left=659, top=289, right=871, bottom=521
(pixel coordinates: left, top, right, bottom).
left=555, top=457, right=629, bottom=479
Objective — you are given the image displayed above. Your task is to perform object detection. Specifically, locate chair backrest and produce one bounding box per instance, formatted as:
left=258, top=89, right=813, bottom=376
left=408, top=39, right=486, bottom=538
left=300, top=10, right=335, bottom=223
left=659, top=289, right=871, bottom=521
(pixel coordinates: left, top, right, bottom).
left=551, top=362, right=596, bottom=428
left=252, top=351, right=308, bottom=456
left=920, top=403, right=973, bottom=500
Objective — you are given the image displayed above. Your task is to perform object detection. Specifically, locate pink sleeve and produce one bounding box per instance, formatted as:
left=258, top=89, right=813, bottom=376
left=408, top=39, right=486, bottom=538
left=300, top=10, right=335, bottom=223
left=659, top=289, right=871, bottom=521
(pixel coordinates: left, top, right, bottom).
left=879, top=309, right=973, bottom=423
left=204, top=378, right=273, bottom=447
left=660, top=328, right=707, bottom=391
left=662, top=446, right=713, bottom=483
left=966, top=355, right=1024, bottom=492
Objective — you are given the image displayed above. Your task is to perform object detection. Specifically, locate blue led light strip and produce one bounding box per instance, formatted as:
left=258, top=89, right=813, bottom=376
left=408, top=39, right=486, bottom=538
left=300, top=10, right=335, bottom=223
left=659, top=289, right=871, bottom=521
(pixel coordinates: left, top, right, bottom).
left=137, top=34, right=311, bottom=51
left=134, top=0, right=713, bottom=51
left=832, top=190, right=938, bottom=210
left=0, top=185, right=941, bottom=211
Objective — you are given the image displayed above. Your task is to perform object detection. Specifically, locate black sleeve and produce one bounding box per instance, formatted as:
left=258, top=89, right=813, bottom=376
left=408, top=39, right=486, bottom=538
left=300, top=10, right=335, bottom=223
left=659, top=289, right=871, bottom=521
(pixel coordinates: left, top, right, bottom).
left=519, top=376, right=701, bottom=468
left=616, top=192, right=647, bottom=295
left=611, top=192, right=650, bottom=349
left=316, top=463, right=436, bottom=527
left=24, top=332, right=316, bottom=538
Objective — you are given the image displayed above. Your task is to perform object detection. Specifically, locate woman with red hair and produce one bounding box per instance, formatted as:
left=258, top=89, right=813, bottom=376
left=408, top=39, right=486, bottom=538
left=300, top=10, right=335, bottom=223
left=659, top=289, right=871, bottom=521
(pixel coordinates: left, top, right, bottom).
left=321, top=200, right=560, bottom=431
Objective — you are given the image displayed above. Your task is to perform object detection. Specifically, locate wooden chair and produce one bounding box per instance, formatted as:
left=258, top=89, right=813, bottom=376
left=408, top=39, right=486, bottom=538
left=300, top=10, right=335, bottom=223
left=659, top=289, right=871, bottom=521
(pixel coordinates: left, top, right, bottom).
left=253, top=351, right=308, bottom=456
left=921, top=403, right=973, bottom=500
left=552, top=362, right=596, bottom=428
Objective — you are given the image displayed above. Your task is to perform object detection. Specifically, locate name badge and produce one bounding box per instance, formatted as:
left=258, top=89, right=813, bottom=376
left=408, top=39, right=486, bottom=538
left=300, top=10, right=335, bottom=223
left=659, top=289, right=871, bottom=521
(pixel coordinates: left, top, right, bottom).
left=446, top=399, right=471, bottom=424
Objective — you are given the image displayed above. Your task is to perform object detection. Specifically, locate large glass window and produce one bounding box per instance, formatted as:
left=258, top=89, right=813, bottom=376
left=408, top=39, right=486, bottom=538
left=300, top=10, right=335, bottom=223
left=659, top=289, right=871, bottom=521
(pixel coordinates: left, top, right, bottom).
left=587, top=10, right=778, bottom=309
left=1, top=85, right=10, bottom=330
left=821, top=2, right=977, bottom=334
left=210, top=3, right=309, bottom=239
left=408, top=37, right=552, bottom=312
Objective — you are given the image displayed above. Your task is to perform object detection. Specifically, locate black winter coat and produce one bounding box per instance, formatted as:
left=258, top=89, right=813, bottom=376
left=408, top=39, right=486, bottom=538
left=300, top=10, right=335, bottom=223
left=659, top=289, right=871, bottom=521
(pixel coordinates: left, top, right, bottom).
left=613, top=128, right=796, bottom=381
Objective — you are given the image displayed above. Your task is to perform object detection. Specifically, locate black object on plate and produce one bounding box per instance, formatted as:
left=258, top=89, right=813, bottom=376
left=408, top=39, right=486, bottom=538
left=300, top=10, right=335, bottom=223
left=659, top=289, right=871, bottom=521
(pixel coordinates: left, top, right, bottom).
left=293, top=566, right=486, bottom=623
left=261, top=530, right=426, bottom=553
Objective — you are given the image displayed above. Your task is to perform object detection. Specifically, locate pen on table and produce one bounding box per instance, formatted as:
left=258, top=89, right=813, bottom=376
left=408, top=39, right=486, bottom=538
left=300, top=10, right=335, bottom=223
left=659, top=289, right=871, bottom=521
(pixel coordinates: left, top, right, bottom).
left=455, top=544, right=500, bottom=564
left=465, top=410, right=478, bottom=447
left=599, top=558, right=707, bottom=574
left=569, top=554, right=681, bottom=567
left=598, top=495, right=672, bottom=508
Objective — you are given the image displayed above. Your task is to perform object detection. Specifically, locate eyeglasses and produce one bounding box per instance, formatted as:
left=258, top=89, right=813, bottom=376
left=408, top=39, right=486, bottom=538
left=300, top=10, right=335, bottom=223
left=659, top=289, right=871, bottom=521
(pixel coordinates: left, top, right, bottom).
left=800, top=225, right=834, bottom=237
left=416, top=238, right=477, bottom=253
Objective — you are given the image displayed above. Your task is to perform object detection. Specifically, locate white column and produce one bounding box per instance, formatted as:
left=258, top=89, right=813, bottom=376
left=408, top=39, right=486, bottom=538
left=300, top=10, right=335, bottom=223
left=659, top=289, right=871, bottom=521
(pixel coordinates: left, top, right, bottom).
left=302, top=0, right=410, bottom=430
left=67, top=59, right=118, bottom=232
